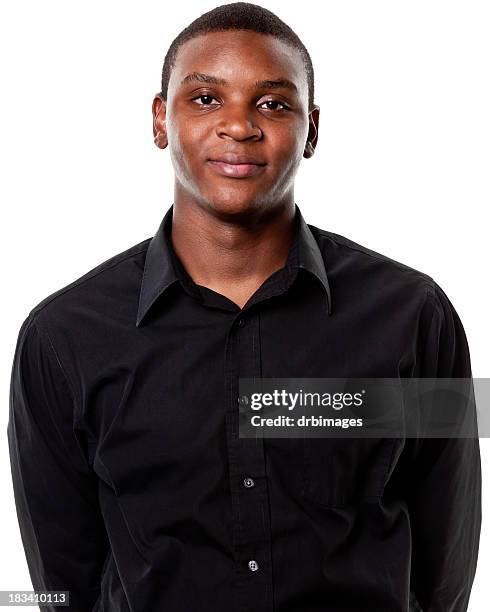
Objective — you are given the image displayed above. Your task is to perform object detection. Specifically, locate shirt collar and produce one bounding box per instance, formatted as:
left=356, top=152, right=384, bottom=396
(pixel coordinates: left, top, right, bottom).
left=136, top=203, right=332, bottom=327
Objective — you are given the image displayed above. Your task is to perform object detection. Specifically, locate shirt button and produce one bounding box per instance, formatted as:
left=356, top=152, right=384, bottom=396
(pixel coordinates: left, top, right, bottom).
left=248, top=559, right=259, bottom=572
left=238, top=395, right=248, bottom=406
left=243, top=477, right=255, bottom=488
left=237, top=317, right=246, bottom=327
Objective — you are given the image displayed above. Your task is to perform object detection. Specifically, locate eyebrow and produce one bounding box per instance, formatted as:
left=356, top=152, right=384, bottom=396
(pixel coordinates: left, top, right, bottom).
left=179, top=72, right=298, bottom=93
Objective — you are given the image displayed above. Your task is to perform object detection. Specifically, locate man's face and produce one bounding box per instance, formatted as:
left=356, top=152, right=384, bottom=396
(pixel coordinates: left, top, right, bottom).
left=152, top=29, right=319, bottom=218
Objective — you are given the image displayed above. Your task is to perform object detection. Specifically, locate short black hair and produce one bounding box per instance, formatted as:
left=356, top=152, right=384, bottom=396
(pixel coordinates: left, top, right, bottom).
left=160, top=2, right=315, bottom=112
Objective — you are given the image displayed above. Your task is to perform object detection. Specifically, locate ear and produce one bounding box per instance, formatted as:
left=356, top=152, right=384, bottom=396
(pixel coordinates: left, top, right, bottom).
left=304, top=105, right=320, bottom=159
left=152, top=93, right=168, bottom=149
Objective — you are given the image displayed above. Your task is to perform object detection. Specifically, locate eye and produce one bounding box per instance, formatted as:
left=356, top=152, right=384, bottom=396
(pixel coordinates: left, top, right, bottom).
left=190, top=95, right=291, bottom=111
left=259, top=100, right=290, bottom=111
left=191, top=94, right=220, bottom=106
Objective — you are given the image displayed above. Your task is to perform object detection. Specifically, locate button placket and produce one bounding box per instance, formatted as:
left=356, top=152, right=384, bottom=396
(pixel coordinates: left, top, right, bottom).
left=224, top=311, right=273, bottom=611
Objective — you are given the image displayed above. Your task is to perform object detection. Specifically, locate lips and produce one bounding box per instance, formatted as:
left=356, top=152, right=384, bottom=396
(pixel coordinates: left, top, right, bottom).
left=207, top=153, right=266, bottom=178
left=210, top=153, right=265, bottom=165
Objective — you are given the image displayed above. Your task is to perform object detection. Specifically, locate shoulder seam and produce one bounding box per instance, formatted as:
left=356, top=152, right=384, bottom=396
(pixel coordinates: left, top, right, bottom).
left=32, top=317, right=77, bottom=406
left=30, top=318, right=94, bottom=466
left=425, top=280, right=438, bottom=301
left=420, top=283, right=442, bottom=348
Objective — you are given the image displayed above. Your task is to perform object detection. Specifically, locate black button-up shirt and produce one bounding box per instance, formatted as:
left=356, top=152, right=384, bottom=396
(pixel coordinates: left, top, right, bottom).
left=8, top=203, right=481, bottom=611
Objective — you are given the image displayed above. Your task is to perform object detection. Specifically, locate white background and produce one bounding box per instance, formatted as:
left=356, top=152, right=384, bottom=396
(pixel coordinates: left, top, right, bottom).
left=1, top=1, right=488, bottom=609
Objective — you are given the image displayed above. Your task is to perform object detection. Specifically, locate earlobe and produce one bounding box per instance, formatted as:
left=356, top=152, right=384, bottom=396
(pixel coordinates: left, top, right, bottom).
left=153, top=131, right=168, bottom=149
left=303, top=142, right=315, bottom=159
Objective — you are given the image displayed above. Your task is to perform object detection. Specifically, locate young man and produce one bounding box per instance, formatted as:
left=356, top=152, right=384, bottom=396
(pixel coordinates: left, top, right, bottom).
left=8, top=3, right=481, bottom=611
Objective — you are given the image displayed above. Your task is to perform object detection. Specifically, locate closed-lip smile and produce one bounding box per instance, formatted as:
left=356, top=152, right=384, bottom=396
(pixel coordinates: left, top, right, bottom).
left=207, top=153, right=267, bottom=178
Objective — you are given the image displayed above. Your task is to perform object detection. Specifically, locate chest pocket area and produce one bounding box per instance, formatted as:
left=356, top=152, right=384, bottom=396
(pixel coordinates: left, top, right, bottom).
left=301, top=437, right=402, bottom=508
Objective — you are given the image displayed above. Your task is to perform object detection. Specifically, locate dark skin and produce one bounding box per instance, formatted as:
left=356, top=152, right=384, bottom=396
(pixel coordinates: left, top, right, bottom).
left=152, top=29, right=320, bottom=308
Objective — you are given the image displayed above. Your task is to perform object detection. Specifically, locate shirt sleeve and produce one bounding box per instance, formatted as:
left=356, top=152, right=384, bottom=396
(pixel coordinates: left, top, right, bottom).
left=7, top=315, right=110, bottom=612
left=407, top=282, right=481, bottom=612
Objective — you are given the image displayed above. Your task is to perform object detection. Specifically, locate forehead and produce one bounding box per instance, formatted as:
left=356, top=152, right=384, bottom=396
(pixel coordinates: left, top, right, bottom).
left=169, top=29, right=306, bottom=96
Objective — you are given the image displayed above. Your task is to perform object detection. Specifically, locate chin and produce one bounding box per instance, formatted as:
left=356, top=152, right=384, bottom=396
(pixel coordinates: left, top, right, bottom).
left=202, top=193, right=264, bottom=220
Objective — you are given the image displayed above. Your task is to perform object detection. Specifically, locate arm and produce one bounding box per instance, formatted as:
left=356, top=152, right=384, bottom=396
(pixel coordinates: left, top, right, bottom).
left=7, top=315, right=110, bottom=611
left=407, top=283, right=481, bottom=612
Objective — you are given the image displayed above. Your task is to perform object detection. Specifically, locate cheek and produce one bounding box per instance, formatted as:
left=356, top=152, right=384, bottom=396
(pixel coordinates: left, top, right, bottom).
left=167, top=120, right=208, bottom=177
left=272, top=121, right=307, bottom=163
left=271, top=135, right=306, bottom=181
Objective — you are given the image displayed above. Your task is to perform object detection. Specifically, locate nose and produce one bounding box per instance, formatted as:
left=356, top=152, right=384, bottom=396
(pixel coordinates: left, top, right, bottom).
left=215, top=102, right=263, bottom=142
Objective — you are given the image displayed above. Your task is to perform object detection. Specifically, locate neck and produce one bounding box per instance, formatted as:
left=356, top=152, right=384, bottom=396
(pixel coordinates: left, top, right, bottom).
left=169, top=196, right=297, bottom=307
